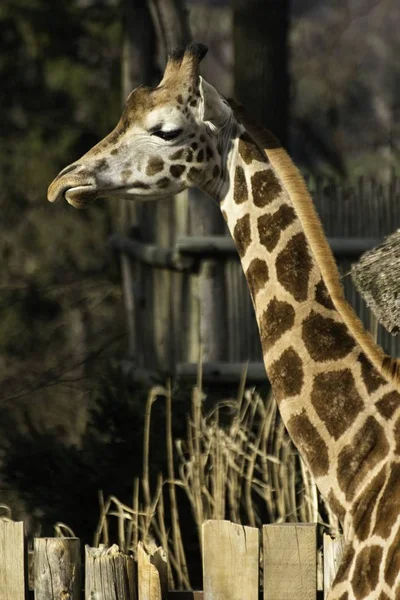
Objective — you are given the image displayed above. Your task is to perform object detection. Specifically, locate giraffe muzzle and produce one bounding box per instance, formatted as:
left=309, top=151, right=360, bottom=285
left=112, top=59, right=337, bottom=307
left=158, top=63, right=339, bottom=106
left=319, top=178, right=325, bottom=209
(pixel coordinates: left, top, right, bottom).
left=47, top=166, right=96, bottom=208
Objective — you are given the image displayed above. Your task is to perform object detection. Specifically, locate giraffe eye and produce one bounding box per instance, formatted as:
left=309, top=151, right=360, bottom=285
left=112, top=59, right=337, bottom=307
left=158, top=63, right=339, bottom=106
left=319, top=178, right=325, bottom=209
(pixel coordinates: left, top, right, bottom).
left=152, top=129, right=183, bottom=141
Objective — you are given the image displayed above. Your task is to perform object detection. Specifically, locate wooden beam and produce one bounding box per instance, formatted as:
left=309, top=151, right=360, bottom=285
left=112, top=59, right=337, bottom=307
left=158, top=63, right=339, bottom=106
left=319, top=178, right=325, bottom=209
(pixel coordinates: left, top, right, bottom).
left=0, top=521, right=25, bottom=600
left=202, top=520, right=259, bottom=600
left=263, top=524, right=317, bottom=600
left=177, top=362, right=266, bottom=383
left=109, top=234, right=196, bottom=272
left=176, top=235, right=382, bottom=259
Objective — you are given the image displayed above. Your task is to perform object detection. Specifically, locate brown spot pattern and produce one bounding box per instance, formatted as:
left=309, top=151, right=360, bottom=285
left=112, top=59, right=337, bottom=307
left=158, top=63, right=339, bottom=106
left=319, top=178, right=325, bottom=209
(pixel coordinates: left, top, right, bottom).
left=334, top=543, right=355, bottom=584
left=373, top=462, right=400, bottom=539
left=206, top=146, right=213, bottom=161
left=352, top=466, right=386, bottom=541
left=269, top=347, right=304, bottom=403
left=197, top=149, right=204, bottom=162
left=302, top=311, right=356, bottom=362
left=315, top=279, right=335, bottom=310
left=238, top=132, right=267, bottom=164
left=384, top=527, right=400, bottom=587
left=376, top=391, right=400, bottom=419
left=351, top=545, right=383, bottom=599
left=170, top=164, right=186, bottom=178
left=276, top=233, right=313, bottom=302
left=146, top=156, right=164, bottom=176
left=233, top=214, right=252, bottom=258
left=395, top=416, right=400, bottom=454
left=327, top=490, right=346, bottom=524
left=131, top=181, right=150, bottom=189
left=188, top=167, right=201, bottom=180
left=337, top=416, right=389, bottom=501
left=311, top=369, right=364, bottom=439
left=213, top=164, right=220, bottom=178
left=257, top=204, right=296, bottom=252
left=287, top=410, right=329, bottom=477
left=251, top=169, right=282, bottom=207
left=338, top=594, right=349, bottom=600
left=378, top=593, right=391, bottom=600
left=177, top=94, right=183, bottom=104
left=157, top=177, right=170, bottom=189
left=358, top=352, right=387, bottom=394
left=245, top=258, right=269, bottom=300
left=233, top=166, right=248, bottom=204
left=94, top=158, right=109, bottom=171
left=259, top=298, right=295, bottom=350
left=170, top=149, right=184, bottom=160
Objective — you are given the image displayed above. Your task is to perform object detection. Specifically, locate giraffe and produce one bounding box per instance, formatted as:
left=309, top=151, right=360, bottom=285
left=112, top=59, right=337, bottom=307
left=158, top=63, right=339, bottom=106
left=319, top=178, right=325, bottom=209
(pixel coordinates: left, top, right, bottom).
left=48, top=44, right=400, bottom=599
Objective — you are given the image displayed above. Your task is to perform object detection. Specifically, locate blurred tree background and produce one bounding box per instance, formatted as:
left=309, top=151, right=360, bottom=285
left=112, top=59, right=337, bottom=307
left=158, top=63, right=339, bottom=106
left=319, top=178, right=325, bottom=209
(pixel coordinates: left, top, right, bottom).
left=1, top=0, right=400, bottom=558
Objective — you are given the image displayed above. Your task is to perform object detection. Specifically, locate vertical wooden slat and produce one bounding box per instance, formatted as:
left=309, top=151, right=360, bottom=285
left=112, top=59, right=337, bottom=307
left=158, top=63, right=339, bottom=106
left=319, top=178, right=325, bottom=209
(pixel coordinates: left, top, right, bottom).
left=34, top=537, right=80, bottom=600
left=137, top=542, right=168, bottom=600
left=202, top=520, right=259, bottom=600
left=323, top=534, right=345, bottom=599
left=0, top=521, right=25, bottom=600
left=85, top=544, right=136, bottom=600
left=263, top=523, right=317, bottom=600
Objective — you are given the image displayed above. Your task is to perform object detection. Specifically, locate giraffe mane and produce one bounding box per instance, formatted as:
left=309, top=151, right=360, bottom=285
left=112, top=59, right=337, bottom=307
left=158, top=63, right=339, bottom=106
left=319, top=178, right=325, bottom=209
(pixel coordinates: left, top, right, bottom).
left=232, top=105, right=400, bottom=387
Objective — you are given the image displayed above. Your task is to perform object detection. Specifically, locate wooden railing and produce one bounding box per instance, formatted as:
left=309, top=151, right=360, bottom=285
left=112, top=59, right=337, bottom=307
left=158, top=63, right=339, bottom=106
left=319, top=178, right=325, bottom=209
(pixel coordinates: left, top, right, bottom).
left=0, top=519, right=345, bottom=599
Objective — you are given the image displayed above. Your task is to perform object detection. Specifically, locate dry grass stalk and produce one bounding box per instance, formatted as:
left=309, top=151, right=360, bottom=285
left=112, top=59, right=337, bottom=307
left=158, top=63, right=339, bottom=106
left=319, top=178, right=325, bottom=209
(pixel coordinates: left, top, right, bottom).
left=95, top=384, right=336, bottom=588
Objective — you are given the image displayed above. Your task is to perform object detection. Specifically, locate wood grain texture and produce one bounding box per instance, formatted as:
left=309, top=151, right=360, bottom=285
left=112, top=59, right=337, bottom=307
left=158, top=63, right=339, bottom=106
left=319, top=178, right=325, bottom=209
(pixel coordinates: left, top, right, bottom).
left=323, top=534, right=345, bottom=600
left=85, top=544, right=136, bottom=600
left=0, top=521, right=25, bottom=600
left=34, top=537, right=80, bottom=600
left=138, top=542, right=168, bottom=600
left=202, top=519, right=259, bottom=600
left=263, top=524, right=317, bottom=600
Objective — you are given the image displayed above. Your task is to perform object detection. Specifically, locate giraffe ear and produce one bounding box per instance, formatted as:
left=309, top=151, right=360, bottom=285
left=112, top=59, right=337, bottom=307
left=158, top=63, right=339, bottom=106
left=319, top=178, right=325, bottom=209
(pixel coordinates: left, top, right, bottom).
left=199, top=77, right=231, bottom=129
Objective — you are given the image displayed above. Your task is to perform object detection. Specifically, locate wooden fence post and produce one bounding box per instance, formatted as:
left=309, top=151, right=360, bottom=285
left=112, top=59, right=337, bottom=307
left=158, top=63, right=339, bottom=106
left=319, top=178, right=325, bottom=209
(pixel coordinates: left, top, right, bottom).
left=263, top=523, right=317, bottom=600
left=202, top=520, right=259, bottom=600
left=0, top=520, right=25, bottom=600
left=323, top=534, right=345, bottom=599
left=85, top=544, right=136, bottom=600
left=34, top=537, right=80, bottom=600
left=137, top=542, right=168, bottom=600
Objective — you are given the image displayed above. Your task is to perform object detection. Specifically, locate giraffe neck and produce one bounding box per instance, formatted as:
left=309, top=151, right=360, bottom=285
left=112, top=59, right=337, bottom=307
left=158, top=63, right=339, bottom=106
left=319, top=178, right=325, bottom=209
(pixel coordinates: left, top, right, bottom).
left=206, top=124, right=399, bottom=524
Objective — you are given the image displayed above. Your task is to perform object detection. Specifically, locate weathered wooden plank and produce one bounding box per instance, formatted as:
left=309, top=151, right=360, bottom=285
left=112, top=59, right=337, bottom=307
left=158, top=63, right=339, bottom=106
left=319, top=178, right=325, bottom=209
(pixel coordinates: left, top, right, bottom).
left=138, top=542, right=168, bottom=600
left=202, top=520, right=259, bottom=600
left=0, top=521, right=25, bottom=600
left=85, top=544, right=136, bottom=600
left=323, top=534, right=345, bottom=599
left=263, top=523, right=317, bottom=600
left=34, top=537, right=80, bottom=600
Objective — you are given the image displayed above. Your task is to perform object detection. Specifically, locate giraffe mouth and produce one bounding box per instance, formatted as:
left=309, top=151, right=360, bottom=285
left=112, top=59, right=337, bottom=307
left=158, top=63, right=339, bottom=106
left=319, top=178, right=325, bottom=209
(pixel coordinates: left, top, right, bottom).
left=64, top=185, right=97, bottom=209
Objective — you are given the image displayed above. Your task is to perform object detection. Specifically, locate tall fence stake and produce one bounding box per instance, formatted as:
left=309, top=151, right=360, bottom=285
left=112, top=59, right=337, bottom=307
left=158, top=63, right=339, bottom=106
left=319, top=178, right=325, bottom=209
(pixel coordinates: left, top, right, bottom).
left=202, top=519, right=259, bottom=600
left=138, top=542, right=168, bottom=600
left=85, top=544, right=136, bottom=600
left=263, top=523, right=317, bottom=600
left=34, top=537, right=80, bottom=600
left=0, top=520, right=25, bottom=600
left=323, top=534, right=345, bottom=599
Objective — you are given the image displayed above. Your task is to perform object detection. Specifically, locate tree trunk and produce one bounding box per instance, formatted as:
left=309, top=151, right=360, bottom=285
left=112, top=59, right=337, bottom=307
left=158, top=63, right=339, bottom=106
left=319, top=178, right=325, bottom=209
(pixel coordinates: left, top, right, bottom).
left=234, top=0, right=290, bottom=146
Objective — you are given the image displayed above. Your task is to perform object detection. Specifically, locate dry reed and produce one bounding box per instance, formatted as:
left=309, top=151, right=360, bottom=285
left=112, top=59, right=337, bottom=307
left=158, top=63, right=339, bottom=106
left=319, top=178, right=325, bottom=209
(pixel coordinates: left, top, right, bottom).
left=94, top=383, right=338, bottom=588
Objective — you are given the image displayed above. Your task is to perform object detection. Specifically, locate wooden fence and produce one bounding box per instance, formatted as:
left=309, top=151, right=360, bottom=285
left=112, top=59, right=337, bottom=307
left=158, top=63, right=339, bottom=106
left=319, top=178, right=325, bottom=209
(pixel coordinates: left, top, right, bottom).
left=0, top=519, right=345, bottom=599
left=113, top=177, right=400, bottom=381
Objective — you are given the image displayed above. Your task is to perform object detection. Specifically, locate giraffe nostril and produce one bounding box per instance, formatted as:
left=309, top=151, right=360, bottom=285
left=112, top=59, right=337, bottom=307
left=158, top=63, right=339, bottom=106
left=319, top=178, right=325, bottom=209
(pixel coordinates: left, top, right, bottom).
left=54, top=163, right=81, bottom=180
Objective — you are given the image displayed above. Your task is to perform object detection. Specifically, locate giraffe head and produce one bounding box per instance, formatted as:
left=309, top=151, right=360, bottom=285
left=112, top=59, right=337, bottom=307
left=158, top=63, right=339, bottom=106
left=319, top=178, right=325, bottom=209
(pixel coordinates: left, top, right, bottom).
left=48, top=43, right=233, bottom=208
